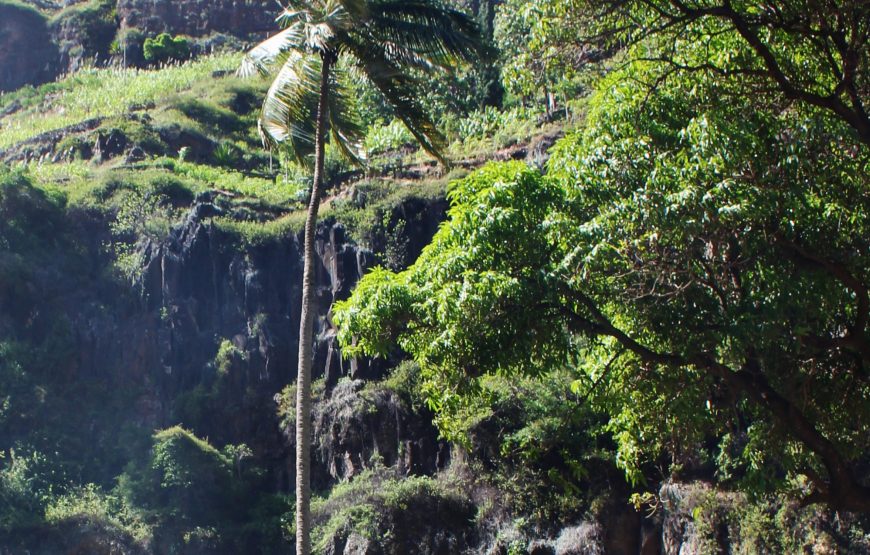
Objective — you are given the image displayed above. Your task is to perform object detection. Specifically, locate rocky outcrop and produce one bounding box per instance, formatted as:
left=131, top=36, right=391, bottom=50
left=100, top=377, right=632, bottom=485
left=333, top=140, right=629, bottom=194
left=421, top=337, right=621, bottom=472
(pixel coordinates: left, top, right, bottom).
left=0, top=3, right=59, bottom=92
left=117, top=0, right=279, bottom=38
left=310, top=379, right=447, bottom=487
left=122, top=195, right=447, bottom=479
left=0, top=117, right=104, bottom=163
left=0, top=0, right=280, bottom=93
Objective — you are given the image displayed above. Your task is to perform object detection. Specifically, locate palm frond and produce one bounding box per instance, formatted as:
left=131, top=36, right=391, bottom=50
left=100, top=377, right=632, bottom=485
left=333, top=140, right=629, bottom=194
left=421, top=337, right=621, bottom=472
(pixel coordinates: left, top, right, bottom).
left=238, top=24, right=306, bottom=77
left=364, top=1, right=486, bottom=67
left=259, top=51, right=322, bottom=163
left=350, top=43, right=448, bottom=165
left=333, top=0, right=369, bottom=21
left=276, top=6, right=313, bottom=29
left=327, top=64, right=366, bottom=166
left=242, top=0, right=485, bottom=168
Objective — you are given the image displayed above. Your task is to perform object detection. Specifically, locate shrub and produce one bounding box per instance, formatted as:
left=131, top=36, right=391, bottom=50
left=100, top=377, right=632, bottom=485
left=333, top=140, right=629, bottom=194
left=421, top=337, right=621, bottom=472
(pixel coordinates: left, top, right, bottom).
left=364, top=119, right=414, bottom=155
left=143, top=33, right=191, bottom=65
left=213, top=141, right=244, bottom=168
left=0, top=449, right=52, bottom=531
left=121, top=427, right=234, bottom=523
left=312, top=467, right=474, bottom=553
left=50, top=0, right=117, bottom=61
left=44, top=483, right=151, bottom=543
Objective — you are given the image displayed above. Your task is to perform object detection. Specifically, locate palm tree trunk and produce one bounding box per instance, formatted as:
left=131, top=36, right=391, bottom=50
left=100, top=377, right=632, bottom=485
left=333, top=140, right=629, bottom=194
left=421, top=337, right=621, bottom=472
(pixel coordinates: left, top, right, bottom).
left=296, top=54, right=331, bottom=555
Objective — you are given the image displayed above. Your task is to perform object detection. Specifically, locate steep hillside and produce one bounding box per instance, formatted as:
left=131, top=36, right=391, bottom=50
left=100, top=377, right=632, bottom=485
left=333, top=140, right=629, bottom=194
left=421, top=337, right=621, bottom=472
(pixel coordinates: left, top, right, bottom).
left=0, top=0, right=277, bottom=91
left=1, top=0, right=869, bottom=553
left=0, top=1, right=59, bottom=91
left=0, top=35, right=593, bottom=554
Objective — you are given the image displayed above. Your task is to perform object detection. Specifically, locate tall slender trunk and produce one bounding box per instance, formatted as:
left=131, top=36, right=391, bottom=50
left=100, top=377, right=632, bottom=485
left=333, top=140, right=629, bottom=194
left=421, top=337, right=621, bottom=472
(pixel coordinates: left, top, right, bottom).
left=296, top=54, right=331, bottom=555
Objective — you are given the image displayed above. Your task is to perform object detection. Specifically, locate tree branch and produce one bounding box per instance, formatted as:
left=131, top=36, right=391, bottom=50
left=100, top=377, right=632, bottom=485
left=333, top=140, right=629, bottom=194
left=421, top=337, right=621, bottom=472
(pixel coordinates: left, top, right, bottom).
left=562, top=289, right=870, bottom=512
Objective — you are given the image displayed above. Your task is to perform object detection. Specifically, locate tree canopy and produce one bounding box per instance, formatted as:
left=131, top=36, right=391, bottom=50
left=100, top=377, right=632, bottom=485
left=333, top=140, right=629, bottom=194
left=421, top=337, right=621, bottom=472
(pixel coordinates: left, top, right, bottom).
left=335, top=31, right=870, bottom=511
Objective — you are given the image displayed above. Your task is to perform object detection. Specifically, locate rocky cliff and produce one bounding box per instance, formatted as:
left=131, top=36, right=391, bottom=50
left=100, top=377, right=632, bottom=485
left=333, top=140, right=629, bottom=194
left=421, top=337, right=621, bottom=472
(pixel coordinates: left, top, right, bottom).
left=123, top=192, right=447, bottom=473
left=117, top=0, right=278, bottom=38
left=0, top=0, right=279, bottom=92
left=0, top=3, right=59, bottom=92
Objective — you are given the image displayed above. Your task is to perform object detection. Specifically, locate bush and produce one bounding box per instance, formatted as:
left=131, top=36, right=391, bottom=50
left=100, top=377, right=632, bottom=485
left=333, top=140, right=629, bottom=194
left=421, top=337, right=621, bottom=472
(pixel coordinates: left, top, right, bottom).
left=0, top=449, right=52, bottom=531
left=45, top=483, right=151, bottom=543
left=121, top=427, right=234, bottom=523
left=50, top=0, right=117, bottom=61
left=143, top=33, right=191, bottom=65
left=364, top=119, right=414, bottom=155
left=312, top=467, right=474, bottom=553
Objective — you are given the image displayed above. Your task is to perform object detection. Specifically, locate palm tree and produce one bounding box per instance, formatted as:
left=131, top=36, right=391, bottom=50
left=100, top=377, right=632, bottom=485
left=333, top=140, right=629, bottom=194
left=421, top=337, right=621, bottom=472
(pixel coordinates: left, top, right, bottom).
left=240, top=2, right=484, bottom=552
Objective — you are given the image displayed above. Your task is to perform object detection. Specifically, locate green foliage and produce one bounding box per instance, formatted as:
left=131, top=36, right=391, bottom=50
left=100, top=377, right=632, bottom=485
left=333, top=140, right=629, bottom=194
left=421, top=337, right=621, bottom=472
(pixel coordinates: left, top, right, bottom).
left=54, top=134, right=92, bottom=160
left=120, top=427, right=235, bottom=530
left=143, top=33, right=191, bottom=65
left=99, top=116, right=167, bottom=154
left=0, top=168, right=64, bottom=253
left=373, top=360, right=426, bottom=413
left=107, top=176, right=187, bottom=279
left=336, top=38, right=870, bottom=508
left=364, top=119, right=414, bottom=155
left=240, top=0, right=486, bottom=167
left=44, top=483, right=151, bottom=543
left=0, top=449, right=53, bottom=531
left=167, top=160, right=295, bottom=207
left=215, top=339, right=244, bottom=377
left=213, top=141, right=244, bottom=167
left=112, top=426, right=291, bottom=551
left=494, top=0, right=589, bottom=107
left=151, top=427, right=231, bottom=491
left=336, top=162, right=569, bottom=436
left=50, top=0, right=117, bottom=61
left=327, top=177, right=446, bottom=248
left=275, top=378, right=326, bottom=431
left=213, top=212, right=307, bottom=247
left=467, top=371, right=614, bottom=525
left=311, top=466, right=473, bottom=552
left=441, top=105, right=547, bottom=157
left=112, top=26, right=147, bottom=65
left=172, top=98, right=245, bottom=136
left=657, top=483, right=870, bottom=553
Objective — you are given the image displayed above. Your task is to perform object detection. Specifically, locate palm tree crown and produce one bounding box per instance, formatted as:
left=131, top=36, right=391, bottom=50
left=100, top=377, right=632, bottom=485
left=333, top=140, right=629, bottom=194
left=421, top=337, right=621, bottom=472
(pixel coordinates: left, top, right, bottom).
left=241, top=0, right=485, bottom=166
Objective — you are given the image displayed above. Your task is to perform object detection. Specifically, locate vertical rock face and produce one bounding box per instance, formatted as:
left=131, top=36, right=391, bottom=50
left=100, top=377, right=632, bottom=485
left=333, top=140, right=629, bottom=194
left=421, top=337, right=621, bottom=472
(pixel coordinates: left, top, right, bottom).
left=137, top=201, right=378, bottom=400
left=126, top=195, right=447, bottom=473
left=117, top=0, right=279, bottom=37
left=311, top=379, right=448, bottom=488
left=0, top=4, right=59, bottom=92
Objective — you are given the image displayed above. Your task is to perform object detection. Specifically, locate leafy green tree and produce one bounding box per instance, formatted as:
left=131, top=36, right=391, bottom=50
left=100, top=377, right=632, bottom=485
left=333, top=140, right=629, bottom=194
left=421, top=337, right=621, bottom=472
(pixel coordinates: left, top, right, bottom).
left=494, top=0, right=590, bottom=110
left=143, top=33, right=191, bottom=65
left=335, top=46, right=870, bottom=512
left=569, top=0, right=870, bottom=145
left=239, top=1, right=484, bottom=552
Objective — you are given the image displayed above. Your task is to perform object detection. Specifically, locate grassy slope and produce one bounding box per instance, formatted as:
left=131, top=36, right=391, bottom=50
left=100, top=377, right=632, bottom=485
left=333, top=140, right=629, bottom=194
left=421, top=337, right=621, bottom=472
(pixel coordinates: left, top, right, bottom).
left=0, top=49, right=570, bottom=254
left=0, top=54, right=239, bottom=149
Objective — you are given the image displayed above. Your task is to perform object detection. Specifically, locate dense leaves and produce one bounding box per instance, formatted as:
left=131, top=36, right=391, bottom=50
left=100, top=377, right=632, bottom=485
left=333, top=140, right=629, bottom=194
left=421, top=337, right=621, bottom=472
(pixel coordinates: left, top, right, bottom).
left=143, top=33, right=191, bottom=65
left=336, top=38, right=870, bottom=510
